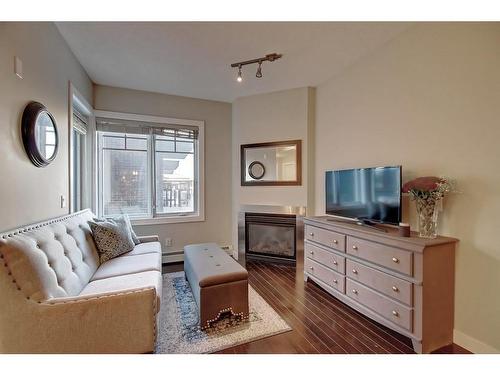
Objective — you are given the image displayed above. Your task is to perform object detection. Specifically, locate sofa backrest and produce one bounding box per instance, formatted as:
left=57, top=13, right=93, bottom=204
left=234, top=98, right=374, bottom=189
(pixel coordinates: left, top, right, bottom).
left=0, top=210, right=100, bottom=302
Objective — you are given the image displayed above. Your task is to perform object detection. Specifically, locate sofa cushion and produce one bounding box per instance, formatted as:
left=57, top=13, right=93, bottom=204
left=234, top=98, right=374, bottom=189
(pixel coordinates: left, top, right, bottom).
left=90, top=253, right=161, bottom=281
left=123, top=241, right=162, bottom=257
left=79, top=270, right=162, bottom=310
left=89, top=220, right=135, bottom=263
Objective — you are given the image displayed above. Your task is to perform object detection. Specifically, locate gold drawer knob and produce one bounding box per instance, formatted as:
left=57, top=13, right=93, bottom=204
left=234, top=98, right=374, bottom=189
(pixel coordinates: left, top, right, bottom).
left=392, top=286, right=399, bottom=292
left=392, top=310, right=399, bottom=317
left=332, top=260, right=338, bottom=265
left=352, top=245, right=358, bottom=250
left=392, top=257, right=399, bottom=263
left=309, top=266, right=314, bottom=270
left=352, top=269, right=358, bottom=274
left=333, top=279, right=338, bottom=284
left=352, top=289, right=358, bottom=294
left=333, top=239, right=338, bottom=244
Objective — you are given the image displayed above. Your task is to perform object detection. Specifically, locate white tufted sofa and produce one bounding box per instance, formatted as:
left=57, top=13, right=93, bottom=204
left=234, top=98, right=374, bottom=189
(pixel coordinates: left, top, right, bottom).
left=0, top=209, right=162, bottom=353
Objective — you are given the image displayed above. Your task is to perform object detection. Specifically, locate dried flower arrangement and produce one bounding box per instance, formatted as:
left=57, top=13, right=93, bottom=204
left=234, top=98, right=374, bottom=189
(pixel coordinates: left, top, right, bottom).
left=402, top=176, right=454, bottom=238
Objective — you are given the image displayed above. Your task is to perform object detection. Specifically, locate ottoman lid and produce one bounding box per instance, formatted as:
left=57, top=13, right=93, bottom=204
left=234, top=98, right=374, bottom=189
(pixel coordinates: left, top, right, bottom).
left=184, top=243, right=248, bottom=287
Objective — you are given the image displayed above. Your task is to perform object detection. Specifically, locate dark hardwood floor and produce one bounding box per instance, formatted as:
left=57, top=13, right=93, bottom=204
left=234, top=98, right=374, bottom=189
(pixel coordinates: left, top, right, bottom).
left=162, top=257, right=470, bottom=354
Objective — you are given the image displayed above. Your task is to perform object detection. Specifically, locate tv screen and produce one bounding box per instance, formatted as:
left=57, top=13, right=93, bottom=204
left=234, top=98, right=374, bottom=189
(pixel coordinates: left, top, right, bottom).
left=325, top=166, right=402, bottom=225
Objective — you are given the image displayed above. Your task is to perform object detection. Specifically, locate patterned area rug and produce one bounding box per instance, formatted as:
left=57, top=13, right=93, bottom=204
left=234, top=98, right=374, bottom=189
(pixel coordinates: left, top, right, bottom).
left=155, top=271, right=291, bottom=354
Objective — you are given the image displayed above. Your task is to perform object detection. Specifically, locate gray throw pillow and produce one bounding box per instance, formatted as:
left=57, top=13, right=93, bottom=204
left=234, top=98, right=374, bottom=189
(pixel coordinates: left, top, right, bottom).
left=93, top=215, right=140, bottom=245
left=113, top=215, right=140, bottom=245
left=89, top=220, right=135, bottom=263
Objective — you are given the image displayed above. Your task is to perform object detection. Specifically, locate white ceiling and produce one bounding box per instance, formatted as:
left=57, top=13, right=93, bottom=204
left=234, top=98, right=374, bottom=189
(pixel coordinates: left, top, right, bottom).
left=56, top=22, right=412, bottom=103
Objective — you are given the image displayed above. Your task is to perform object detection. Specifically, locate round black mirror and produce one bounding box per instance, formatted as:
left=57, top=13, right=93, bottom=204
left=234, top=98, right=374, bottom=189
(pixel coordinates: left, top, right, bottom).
left=21, top=102, right=59, bottom=167
left=248, top=161, right=266, bottom=180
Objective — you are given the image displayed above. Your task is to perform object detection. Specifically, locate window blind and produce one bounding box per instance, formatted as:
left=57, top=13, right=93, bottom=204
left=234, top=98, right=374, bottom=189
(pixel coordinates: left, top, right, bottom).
left=73, top=108, right=88, bottom=135
left=96, top=117, right=199, bottom=139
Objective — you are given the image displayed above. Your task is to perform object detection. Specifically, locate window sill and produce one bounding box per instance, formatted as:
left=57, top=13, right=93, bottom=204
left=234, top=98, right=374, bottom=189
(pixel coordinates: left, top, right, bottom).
left=131, top=214, right=205, bottom=226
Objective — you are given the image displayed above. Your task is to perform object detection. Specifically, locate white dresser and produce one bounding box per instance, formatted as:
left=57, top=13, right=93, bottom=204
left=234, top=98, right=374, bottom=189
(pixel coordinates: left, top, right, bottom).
left=303, top=216, right=457, bottom=353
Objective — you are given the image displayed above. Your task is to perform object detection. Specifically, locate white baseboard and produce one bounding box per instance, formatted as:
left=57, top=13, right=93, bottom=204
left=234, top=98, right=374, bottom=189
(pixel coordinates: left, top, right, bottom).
left=161, top=244, right=233, bottom=264
left=162, top=252, right=184, bottom=264
left=453, top=329, right=499, bottom=354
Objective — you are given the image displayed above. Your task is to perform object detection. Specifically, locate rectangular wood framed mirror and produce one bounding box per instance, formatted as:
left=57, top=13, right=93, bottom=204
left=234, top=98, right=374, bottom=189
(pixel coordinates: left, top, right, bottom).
left=240, top=140, right=302, bottom=186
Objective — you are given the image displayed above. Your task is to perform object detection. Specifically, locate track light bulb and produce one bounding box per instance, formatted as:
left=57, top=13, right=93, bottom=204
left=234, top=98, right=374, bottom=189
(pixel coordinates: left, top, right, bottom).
left=237, top=65, right=243, bottom=82
left=256, top=61, right=263, bottom=78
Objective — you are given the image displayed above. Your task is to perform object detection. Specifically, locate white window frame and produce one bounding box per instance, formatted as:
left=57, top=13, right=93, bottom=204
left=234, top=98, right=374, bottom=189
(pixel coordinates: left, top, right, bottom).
left=69, top=82, right=96, bottom=213
left=93, top=110, right=205, bottom=226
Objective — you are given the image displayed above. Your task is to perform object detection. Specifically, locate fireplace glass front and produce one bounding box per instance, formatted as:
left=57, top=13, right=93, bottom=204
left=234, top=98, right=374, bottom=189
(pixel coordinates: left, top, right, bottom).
left=245, top=213, right=296, bottom=260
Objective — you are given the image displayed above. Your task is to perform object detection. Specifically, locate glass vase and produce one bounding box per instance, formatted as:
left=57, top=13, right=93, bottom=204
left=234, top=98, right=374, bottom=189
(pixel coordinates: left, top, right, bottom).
left=415, top=197, right=440, bottom=239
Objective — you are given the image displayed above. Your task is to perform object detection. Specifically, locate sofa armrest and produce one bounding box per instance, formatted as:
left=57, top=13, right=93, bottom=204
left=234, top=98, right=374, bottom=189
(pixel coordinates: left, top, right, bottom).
left=137, top=235, right=160, bottom=243
left=3, top=288, right=158, bottom=353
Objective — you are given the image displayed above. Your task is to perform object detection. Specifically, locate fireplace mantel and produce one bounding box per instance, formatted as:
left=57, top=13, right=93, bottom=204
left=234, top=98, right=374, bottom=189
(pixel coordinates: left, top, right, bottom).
left=239, top=204, right=306, bottom=216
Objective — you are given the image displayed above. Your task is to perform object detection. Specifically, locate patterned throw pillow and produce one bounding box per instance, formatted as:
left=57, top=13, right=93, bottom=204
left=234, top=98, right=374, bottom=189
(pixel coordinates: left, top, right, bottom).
left=89, top=220, right=135, bottom=263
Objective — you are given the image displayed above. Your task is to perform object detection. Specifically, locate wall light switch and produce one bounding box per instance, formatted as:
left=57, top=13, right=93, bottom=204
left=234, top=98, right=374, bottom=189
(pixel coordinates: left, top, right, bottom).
left=60, top=195, right=66, bottom=208
left=14, top=56, right=23, bottom=79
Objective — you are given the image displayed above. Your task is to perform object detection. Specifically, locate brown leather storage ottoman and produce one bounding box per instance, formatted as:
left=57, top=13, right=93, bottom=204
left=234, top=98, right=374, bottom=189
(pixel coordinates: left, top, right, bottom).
left=184, top=243, right=249, bottom=329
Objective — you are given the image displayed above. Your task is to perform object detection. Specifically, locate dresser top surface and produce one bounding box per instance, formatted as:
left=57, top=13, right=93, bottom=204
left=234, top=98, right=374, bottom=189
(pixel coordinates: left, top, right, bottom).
left=304, top=216, right=458, bottom=250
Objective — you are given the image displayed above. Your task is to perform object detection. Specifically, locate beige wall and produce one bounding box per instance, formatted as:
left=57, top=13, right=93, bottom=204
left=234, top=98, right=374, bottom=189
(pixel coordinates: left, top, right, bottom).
left=315, top=23, right=500, bottom=353
left=0, top=22, right=92, bottom=232
left=2, top=21, right=498, bottom=352
left=93, top=85, right=232, bottom=254
left=231, top=87, right=315, bottom=249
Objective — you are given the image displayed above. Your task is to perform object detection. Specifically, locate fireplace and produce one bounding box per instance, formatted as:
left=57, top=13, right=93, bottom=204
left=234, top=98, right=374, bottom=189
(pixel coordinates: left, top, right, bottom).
left=238, top=205, right=306, bottom=263
left=245, top=213, right=296, bottom=260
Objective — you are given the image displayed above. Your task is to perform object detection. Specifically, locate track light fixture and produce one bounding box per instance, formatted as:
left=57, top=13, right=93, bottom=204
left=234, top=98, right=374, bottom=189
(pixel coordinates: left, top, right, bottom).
left=256, top=61, right=263, bottom=78
left=231, top=53, right=282, bottom=83
left=236, top=65, right=243, bottom=82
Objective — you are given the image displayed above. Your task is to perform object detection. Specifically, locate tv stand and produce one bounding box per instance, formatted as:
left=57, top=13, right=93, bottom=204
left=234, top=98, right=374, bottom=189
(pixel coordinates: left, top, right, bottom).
left=303, top=216, right=458, bottom=353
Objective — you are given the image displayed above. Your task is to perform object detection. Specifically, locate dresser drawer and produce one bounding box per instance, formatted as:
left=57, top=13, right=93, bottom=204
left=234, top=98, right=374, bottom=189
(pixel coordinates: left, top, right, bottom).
left=305, top=225, right=346, bottom=252
left=346, top=279, right=413, bottom=331
left=346, top=259, right=412, bottom=306
left=346, top=237, right=413, bottom=276
left=305, top=243, right=345, bottom=274
left=305, top=258, right=345, bottom=293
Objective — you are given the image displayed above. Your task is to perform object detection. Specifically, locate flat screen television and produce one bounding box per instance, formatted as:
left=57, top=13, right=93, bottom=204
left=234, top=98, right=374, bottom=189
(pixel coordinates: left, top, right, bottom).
left=325, top=166, right=402, bottom=225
